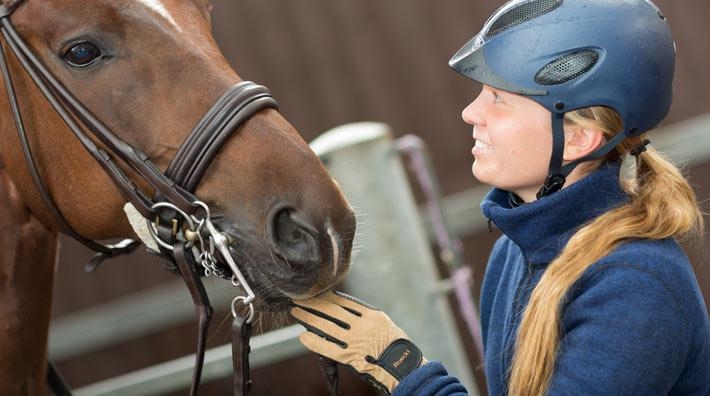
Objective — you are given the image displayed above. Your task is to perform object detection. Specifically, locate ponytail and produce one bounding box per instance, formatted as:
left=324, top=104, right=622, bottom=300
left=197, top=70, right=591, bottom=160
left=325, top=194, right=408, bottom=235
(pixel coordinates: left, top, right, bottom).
left=507, top=107, right=704, bottom=396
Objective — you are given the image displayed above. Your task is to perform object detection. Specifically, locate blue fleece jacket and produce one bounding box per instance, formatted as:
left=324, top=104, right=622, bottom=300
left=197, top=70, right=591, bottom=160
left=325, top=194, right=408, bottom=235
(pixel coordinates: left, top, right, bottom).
left=393, top=162, right=709, bottom=395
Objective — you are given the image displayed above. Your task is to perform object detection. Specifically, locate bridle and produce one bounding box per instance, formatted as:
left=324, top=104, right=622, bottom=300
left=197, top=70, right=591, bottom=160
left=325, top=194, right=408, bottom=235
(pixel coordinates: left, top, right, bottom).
left=0, top=3, right=339, bottom=396
left=0, top=4, right=275, bottom=266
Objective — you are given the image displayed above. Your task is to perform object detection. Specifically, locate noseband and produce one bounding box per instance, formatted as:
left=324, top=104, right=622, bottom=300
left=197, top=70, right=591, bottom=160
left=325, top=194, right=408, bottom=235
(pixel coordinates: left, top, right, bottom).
left=0, top=4, right=338, bottom=396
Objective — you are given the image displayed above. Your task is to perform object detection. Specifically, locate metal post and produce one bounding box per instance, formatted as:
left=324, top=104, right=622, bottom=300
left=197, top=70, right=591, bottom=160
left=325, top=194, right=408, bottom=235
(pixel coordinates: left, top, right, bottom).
left=311, top=122, right=478, bottom=393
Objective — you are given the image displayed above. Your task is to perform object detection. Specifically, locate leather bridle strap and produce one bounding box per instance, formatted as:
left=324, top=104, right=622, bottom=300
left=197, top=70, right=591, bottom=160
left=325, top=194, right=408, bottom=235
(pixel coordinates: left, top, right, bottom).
left=318, top=356, right=341, bottom=396
left=155, top=82, right=277, bottom=255
left=0, top=11, right=276, bottom=266
left=0, top=3, right=21, bottom=19
left=0, top=15, right=141, bottom=260
left=46, top=361, right=72, bottom=396
left=166, top=81, right=277, bottom=192
left=0, top=17, right=196, bottom=217
left=173, top=243, right=213, bottom=396
left=232, top=313, right=253, bottom=395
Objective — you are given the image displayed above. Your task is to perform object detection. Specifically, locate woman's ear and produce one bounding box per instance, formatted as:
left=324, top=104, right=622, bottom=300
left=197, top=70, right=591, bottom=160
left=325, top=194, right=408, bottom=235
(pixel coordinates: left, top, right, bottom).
left=563, top=125, right=604, bottom=161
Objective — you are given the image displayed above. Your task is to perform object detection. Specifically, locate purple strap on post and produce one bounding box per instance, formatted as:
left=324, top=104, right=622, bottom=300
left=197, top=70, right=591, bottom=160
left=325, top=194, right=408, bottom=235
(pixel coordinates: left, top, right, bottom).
left=452, top=266, right=484, bottom=361
left=395, top=135, right=484, bottom=362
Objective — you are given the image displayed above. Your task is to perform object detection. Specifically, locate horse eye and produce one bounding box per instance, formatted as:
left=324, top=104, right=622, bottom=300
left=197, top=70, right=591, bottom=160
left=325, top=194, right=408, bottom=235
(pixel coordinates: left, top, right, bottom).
left=64, top=41, right=103, bottom=67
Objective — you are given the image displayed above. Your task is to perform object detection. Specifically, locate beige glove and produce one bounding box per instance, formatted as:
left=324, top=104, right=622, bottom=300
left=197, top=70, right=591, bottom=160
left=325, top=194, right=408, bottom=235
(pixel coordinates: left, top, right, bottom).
left=291, top=291, right=426, bottom=394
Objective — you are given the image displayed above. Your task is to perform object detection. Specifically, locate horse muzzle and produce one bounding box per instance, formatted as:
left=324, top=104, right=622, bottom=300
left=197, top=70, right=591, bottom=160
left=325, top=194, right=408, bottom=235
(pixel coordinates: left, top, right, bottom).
left=215, top=201, right=355, bottom=304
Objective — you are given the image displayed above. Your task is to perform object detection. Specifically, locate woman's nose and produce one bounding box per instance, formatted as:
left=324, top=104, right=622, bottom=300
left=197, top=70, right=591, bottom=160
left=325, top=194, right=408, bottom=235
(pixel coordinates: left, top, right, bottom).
left=461, top=89, right=487, bottom=126
left=461, top=100, right=482, bottom=126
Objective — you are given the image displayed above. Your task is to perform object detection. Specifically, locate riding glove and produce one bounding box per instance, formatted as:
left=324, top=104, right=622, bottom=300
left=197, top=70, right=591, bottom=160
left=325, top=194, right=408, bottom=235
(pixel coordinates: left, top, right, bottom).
left=291, top=290, right=426, bottom=394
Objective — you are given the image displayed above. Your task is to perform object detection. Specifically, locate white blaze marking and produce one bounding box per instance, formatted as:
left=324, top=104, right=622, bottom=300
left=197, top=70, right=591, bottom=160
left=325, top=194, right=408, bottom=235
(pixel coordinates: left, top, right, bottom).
left=327, top=227, right=339, bottom=277
left=137, top=0, right=180, bottom=29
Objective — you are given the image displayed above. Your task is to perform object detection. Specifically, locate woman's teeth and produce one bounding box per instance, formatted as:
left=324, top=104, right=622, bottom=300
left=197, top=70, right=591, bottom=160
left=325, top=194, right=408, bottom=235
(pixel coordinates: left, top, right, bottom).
left=475, top=140, right=493, bottom=151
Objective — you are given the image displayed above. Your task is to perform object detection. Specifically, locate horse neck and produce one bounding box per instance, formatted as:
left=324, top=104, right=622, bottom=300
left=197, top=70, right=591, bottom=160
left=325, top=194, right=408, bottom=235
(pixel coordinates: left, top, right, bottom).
left=0, top=165, right=58, bottom=395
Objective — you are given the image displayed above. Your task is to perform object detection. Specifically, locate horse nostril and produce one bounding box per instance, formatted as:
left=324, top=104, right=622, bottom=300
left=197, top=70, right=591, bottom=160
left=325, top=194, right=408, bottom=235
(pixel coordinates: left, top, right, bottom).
left=271, top=209, right=322, bottom=268
left=275, top=210, right=307, bottom=245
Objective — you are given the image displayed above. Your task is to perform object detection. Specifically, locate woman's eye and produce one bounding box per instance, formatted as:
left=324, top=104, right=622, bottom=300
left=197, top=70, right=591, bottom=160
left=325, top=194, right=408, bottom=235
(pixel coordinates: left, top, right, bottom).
left=64, top=42, right=103, bottom=67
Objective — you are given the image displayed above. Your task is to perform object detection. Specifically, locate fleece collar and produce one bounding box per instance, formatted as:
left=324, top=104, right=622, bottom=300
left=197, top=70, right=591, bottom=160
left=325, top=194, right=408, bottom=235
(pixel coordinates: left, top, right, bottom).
left=480, top=162, right=628, bottom=265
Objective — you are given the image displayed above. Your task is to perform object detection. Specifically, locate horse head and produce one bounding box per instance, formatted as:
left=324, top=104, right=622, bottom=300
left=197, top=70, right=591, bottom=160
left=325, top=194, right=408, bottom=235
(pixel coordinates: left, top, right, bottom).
left=0, top=0, right=355, bottom=308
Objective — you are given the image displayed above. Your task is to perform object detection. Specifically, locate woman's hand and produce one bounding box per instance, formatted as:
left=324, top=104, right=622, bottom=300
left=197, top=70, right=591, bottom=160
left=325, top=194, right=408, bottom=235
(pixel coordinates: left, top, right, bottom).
left=291, top=290, right=426, bottom=394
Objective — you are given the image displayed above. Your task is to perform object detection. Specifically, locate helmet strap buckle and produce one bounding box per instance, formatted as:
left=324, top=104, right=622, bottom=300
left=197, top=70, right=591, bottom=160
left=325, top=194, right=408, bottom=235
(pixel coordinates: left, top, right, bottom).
left=537, top=174, right=566, bottom=199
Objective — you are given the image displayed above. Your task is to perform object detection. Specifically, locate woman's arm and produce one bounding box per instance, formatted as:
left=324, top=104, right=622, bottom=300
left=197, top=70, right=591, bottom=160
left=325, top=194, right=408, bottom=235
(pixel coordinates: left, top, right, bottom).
left=291, top=291, right=469, bottom=395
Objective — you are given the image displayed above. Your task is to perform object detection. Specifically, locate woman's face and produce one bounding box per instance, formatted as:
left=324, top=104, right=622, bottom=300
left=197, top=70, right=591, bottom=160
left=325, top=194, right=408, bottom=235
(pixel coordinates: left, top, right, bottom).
left=462, top=85, right=553, bottom=201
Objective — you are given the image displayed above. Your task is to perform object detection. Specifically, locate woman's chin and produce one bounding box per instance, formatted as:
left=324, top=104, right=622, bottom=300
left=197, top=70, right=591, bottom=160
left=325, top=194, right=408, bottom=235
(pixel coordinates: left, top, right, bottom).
left=471, top=163, right=494, bottom=185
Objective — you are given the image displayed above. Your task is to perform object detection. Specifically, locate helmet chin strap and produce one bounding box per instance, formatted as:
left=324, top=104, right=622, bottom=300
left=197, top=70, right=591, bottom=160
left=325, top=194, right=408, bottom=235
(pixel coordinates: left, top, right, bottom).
left=537, top=112, right=567, bottom=199
left=536, top=112, right=628, bottom=199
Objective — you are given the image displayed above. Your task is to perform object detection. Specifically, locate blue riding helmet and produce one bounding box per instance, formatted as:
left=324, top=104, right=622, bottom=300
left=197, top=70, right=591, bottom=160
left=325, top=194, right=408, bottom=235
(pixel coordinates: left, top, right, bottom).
left=449, top=0, right=676, bottom=197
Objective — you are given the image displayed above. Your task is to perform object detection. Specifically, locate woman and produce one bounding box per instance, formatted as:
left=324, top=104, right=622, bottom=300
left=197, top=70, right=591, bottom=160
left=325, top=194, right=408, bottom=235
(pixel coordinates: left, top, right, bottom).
left=291, top=0, right=709, bottom=395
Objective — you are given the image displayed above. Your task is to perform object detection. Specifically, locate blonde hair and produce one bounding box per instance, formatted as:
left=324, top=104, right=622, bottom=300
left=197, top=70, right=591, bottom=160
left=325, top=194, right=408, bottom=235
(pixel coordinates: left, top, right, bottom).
left=507, top=106, right=705, bottom=396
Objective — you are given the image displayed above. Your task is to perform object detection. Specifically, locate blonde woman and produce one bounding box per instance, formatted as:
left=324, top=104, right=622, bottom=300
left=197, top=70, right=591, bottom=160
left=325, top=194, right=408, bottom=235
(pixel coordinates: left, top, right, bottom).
left=291, top=0, right=709, bottom=395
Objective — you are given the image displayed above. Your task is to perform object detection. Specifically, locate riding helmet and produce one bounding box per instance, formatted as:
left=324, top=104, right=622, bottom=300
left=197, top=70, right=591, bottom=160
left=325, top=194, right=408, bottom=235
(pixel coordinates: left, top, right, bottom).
left=449, top=0, right=676, bottom=196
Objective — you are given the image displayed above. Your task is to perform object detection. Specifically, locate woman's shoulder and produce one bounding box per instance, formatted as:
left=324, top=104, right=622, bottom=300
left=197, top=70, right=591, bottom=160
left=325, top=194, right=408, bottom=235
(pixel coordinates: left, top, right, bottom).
left=588, top=238, right=697, bottom=288
left=573, top=238, right=707, bottom=329
left=560, top=238, right=709, bottom=393
left=606, top=237, right=688, bottom=261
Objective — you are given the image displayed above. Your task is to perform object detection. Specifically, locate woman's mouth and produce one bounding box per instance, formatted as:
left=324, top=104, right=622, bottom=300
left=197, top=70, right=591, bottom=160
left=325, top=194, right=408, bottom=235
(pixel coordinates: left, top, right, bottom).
left=472, top=139, right=493, bottom=154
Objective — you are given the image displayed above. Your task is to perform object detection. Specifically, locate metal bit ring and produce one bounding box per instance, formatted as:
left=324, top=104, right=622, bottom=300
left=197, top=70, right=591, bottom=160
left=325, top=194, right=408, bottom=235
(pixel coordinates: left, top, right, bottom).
left=146, top=202, right=197, bottom=251
left=231, top=296, right=255, bottom=324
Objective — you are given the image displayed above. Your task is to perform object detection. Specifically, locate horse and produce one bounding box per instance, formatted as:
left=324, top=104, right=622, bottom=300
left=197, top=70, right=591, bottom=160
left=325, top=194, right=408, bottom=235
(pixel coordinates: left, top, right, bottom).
left=0, top=0, right=355, bottom=394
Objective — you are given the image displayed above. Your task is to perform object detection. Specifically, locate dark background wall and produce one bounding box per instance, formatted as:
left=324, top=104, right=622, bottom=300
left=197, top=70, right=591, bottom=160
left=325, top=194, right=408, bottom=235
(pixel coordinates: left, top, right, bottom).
left=52, top=1, right=710, bottom=394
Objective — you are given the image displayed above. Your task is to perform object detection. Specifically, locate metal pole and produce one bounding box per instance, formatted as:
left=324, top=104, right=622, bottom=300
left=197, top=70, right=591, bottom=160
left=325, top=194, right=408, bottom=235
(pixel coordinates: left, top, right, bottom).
left=73, top=325, right=306, bottom=396
left=311, top=122, right=478, bottom=393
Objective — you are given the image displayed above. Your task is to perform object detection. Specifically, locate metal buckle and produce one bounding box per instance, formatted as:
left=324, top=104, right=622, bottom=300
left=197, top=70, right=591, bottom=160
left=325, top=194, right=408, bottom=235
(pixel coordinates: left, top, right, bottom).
left=146, top=200, right=257, bottom=322
left=146, top=202, right=198, bottom=251
left=231, top=296, right=255, bottom=324
left=194, top=202, right=255, bottom=304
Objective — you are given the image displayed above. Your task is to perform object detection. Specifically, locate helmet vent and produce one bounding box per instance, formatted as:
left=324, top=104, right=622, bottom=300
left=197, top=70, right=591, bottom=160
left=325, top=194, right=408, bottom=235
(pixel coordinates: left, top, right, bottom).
left=535, top=50, right=599, bottom=85
left=484, top=0, right=562, bottom=39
